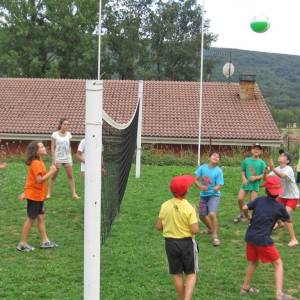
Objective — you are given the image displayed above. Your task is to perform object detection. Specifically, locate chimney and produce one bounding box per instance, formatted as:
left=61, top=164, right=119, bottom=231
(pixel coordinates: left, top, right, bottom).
left=239, top=73, right=256, bottom=101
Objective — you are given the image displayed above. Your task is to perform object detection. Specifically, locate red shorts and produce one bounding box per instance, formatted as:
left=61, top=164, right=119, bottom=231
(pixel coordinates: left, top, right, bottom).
left=277, top=197, right=299, bottom=210
left=246, top=243, right=280, bottom=263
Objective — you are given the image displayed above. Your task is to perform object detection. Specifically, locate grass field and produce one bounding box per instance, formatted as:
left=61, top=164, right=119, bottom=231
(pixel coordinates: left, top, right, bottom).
left=1, top=162, right=300, bottom=300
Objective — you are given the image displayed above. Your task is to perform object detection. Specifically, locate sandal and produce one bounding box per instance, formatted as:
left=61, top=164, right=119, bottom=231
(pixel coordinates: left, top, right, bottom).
left=240, top=287, right=260, bottom=296
left=72, top=194, right=80, bottom=200
left=288, top=240, right=299, bottom=248
left=276, top=293, right=294, bottom=300
left=212, top=238, right=221, bottom=247
left=234, top=214, right=245, bottom=223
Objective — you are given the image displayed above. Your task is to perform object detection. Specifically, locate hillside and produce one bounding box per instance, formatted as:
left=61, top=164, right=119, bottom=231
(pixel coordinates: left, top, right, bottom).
left=206, top=48, right=300, bottom=109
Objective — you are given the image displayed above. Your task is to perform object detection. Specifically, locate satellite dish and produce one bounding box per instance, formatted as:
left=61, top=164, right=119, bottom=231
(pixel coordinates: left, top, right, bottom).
left=223, top=62, right=235, bottom=78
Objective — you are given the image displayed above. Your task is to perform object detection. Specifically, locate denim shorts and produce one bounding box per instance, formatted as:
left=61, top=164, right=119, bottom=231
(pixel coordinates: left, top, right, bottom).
left=199, top=196, right=220, bottom=216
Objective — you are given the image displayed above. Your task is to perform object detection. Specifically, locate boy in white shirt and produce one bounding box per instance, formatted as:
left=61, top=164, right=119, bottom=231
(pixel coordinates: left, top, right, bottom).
left=76, top=138, right=106, bottom=176
left=268, top=150, right=299, bottom=247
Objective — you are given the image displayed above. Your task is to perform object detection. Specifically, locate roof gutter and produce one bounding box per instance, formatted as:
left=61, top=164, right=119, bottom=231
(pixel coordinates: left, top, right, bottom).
left=0, top=133, right=282, bottom=147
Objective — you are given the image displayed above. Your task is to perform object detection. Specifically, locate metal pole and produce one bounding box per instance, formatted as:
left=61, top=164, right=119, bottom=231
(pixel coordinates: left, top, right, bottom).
left=84, top=80, right=103, bottom=300
left=136, top=80, right=144, bottom=178
left=197, top=0, right=205, bottom=165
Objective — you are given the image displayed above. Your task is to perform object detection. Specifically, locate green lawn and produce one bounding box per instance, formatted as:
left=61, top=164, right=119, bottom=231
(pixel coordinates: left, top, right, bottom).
left=1, top=162, right=300, bottom=299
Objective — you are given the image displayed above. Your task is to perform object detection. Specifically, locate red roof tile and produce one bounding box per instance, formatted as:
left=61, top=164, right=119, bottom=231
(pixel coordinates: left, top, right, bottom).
left=0, top=78, right=281, bottom=141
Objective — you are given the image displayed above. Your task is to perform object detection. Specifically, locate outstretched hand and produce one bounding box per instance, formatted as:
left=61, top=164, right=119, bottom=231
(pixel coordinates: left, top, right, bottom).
left=18, top=192, right=25, bottom=201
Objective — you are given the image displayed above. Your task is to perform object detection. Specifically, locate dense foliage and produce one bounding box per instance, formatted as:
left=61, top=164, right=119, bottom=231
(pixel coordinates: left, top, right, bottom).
left=0, top=0, right=216, bottom=80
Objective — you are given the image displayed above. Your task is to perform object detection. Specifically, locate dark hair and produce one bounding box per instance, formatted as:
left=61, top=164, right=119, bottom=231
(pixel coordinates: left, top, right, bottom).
left=209, top=151, right=220, bottom=158
left=25, top=141, right=42, bottom=165
left=57, top=118, right=69, bottom=130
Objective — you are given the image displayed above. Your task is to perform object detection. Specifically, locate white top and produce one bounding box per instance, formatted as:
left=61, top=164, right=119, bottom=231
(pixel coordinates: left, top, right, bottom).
left=270, top=165, right=299, bottom=199
left=77, top=138, right=86, bottom=172
left=52, top=131, right=72, bottom=164
left=77, top=138, right=104, bottom=172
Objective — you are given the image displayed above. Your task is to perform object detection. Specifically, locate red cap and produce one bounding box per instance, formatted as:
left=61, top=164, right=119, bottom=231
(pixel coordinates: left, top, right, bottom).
left=170, top=175, right=195, bottom=197
left=260, top=176, right=282, bottom=196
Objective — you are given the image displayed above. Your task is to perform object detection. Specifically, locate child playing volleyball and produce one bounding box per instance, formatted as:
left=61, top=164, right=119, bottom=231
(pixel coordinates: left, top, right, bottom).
left=267, top=150, right=299, bottom=247
left=234, top=143, right=267, bottom=223
left=17, top=141, right=58, bottom=252
left=156, top=175, right=199, bottom=300
left=195, top=151, right=224, bottom=246
left=241, top=176, right=294, bottom=300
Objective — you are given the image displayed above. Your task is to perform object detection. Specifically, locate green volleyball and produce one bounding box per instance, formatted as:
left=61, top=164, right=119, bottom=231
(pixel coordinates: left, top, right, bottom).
left=250, top=15, right=270, bottom=33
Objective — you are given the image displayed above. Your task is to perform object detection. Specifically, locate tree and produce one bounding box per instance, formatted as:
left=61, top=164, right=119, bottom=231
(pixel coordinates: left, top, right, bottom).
left=0, top=0, right=99, bottom=78
left=146, top=0, right=216, bottom=81
left=0, top=0, right=217, bottom=80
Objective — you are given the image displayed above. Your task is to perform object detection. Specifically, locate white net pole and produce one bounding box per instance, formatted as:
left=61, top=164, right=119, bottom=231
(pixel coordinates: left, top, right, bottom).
left=135, top=80, right=144, bottom=178
left=197, top=0, right=205, bottom=165
left=84, top=80, right=103, bottom=300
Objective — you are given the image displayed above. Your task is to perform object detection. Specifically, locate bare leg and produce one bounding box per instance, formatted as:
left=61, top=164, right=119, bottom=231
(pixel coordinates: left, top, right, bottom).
left=250, top=191, right=258, bottom=201
left=65, top=166, right=79, bottom=199
left=272, top=258, right=283, bottom=299
left=47, top=169, right=59, bottom=198
left=199, top=215, right=211, bottom=233
left=172, top=274, right=185, bottom=300
left=208, top=212, right=218, bottom=239
left=184, top=273, right=197, bottom=300
left=241, top=261, right=258, bottom=291
left=238, top=189, right=248, bottom=213
left=20, top=217, right=35, bottom=245
left=37, top=214, right=49, bottom=243
left=285, top=207, right=298, bottom=246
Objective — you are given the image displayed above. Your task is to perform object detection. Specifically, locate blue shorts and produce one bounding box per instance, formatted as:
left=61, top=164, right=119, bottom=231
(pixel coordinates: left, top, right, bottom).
left=199, top=196, right=220, bottom=216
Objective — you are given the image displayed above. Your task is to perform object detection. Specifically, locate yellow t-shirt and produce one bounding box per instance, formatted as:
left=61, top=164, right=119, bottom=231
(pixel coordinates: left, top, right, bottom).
left=158, top=198, right=198, bottom=238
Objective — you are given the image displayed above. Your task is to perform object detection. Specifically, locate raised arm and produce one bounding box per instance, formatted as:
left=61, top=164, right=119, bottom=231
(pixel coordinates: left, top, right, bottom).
left=36, top=165, right=57, bottom=183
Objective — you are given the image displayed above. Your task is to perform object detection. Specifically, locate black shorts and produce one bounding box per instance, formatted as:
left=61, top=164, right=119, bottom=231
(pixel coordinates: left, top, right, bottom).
left=165, top=237, right=199, bottom=275
left=296, top=172, right=300, bottom=184
left=27, top=199, right=45, bottom=219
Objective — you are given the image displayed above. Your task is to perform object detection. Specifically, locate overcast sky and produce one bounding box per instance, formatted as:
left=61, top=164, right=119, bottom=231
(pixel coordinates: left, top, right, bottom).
left=204, top=0, right=300, bottom=56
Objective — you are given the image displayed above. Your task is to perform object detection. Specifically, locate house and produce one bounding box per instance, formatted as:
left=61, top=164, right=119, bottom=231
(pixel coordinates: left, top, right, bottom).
left=0, top=76, right=282, bottom=155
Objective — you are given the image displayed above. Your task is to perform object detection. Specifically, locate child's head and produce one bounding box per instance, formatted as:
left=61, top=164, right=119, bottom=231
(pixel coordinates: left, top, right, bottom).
left=278, top=149, right=292, bottom=165
left=57, top=118, right=69, bottom=131
left=25, top=141, right=46, bottom=165
left=260, top=176, right=282, bottom=197
left=209, top=151, right=220, bottom=165
left=170, top=175, right=195, bottom=198
left=251, top=143, right=263, bottom=157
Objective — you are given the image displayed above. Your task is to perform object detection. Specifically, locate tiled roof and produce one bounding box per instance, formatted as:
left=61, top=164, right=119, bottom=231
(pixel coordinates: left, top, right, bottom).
left=0, top=78, right=281, bottom=141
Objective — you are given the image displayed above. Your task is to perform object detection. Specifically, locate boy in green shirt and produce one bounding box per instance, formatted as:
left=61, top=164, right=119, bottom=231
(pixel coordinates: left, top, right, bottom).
left=234, top=143, right=267, bottom=223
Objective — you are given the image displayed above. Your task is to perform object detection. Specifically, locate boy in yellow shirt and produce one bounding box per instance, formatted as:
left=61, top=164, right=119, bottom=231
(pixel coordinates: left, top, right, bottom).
left=156, top=175, right=199, bottom=300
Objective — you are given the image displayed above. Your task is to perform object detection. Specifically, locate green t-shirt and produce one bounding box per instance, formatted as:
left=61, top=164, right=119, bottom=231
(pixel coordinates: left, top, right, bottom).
left=241, top=157, right=267, bottom=191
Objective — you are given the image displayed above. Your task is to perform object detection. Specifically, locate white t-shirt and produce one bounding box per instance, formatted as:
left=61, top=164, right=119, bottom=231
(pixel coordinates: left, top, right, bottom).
left=77, top=138, right=86, bottom=172
left=77, top=138, right=104, bottom=172
left=52, top=131, right=72, bottom=164
left=270, top=165, right=299, bottom=199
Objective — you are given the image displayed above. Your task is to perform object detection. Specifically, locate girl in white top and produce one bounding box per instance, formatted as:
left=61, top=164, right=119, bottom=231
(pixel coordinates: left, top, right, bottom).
left=47, top=118, right=79, bottom=200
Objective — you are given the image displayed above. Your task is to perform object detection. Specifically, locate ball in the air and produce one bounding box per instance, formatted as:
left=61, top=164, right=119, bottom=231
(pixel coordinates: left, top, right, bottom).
left=250, top=15, right=270, bottom=33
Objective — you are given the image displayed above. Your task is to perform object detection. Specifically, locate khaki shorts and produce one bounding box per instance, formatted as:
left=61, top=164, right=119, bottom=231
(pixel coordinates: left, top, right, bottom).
left=56, top=162, right=73, bottom=168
